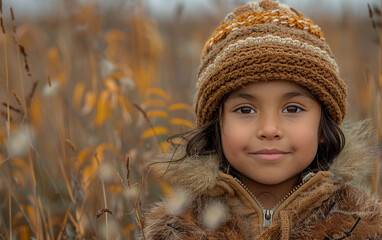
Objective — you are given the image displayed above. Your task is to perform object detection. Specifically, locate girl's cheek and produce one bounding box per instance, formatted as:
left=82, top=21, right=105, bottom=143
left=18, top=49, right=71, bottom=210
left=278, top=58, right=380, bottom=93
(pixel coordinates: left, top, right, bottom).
left=222, top=120, right=249, bottom=140
left=295, top=128, right=320, bottom=148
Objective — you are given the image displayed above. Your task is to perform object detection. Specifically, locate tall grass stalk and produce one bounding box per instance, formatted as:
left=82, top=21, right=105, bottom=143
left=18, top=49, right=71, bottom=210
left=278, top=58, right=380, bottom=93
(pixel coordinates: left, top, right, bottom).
left=7, top=164, right=12, bottom=239
left=367, top=2, right=382, bottom=196
left=95, top=153, right=109, bottom=240
left=378, top=0, right=382, bottom=197
left=1, top=6, right=12, bottom=238
left=60, top=135, right=75, bottom=203
left=2, top=33, right=12, bottom=240
left=10, top=10, right=28, bottom=119
left=101, top=178, right=109, bottom=240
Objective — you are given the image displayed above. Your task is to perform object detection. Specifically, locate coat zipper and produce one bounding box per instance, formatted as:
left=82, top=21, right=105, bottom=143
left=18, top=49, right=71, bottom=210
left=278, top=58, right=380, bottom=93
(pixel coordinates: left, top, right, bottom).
left=234, top=173, right=313, bottom=227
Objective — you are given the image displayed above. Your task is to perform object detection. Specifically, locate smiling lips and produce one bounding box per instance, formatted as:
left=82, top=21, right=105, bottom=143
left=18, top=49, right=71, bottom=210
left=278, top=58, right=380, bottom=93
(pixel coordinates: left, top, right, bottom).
left=250, top=149, right=289, bottom=161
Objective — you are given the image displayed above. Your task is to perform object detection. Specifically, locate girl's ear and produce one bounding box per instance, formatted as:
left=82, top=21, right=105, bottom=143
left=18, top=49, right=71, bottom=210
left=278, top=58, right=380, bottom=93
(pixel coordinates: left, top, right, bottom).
left=319, top=137, right=325, bottom=144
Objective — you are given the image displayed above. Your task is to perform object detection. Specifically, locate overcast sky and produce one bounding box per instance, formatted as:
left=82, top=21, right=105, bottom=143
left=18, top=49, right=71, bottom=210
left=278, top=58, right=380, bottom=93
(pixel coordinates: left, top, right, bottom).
left=145, top=0, right=377, bottom=17
left=5, top=0, right=380, bottom=19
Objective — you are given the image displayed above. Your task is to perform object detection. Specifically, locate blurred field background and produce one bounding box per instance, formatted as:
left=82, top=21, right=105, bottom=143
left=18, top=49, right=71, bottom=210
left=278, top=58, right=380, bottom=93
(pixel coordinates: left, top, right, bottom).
left=0, top=0, right=381, bottom=239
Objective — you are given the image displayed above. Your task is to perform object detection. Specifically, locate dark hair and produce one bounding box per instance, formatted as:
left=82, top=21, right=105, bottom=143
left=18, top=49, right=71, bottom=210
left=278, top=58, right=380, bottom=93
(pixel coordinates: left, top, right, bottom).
left=169, top=106, right=345, bottom=174
left=309, top=108, right=345, bottom=171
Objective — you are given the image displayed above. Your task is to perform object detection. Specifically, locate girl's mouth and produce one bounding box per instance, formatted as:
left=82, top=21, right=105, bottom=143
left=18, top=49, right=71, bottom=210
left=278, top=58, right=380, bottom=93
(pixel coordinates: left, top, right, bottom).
left=250, top=149, right=289, bottom=161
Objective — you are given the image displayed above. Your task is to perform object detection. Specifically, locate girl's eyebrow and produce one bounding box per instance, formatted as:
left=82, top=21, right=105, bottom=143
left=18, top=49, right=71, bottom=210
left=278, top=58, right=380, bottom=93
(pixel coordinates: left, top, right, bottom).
left=282, top=91, right=311, bottom=100
left=228, top=92, right=257, bottom=100
left=229, top=91, right=311, bottom=101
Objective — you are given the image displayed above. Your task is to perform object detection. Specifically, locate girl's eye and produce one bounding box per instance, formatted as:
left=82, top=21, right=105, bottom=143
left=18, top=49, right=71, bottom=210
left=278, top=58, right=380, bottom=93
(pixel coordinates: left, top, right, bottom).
left=283, top=105, right=303, bottom=113
left=235, top=106, right=255, bottom=114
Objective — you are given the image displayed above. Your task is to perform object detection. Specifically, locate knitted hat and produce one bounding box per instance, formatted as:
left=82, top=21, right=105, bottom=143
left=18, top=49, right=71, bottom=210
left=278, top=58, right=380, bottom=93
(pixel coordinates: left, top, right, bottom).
left=195, top=0, right=347, bottom=126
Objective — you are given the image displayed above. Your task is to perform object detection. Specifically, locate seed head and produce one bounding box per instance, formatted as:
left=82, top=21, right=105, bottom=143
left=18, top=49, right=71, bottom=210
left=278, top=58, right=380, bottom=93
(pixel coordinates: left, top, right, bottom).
left=42, top=81, right=59, bottom=98
left=165, top=187, right=191, bottom=216
left=98, top=162, right=115, bottom=182
left=120, top=77, right=135, bottom=91
left=123, top=185, right=139, bottom=200
left=201, top=201, right=228, bottom=231
left=100, top=59, right=114, bottom=78
left=6, top=126, right=34, bottom=157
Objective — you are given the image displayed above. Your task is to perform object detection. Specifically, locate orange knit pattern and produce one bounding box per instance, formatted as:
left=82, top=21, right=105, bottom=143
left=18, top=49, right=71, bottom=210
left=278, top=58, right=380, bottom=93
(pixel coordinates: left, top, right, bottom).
left=202, top=10, right=323, bottom=57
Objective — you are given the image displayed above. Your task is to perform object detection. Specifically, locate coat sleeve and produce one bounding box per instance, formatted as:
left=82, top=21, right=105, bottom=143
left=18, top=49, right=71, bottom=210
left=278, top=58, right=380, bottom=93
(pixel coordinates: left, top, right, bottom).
left=290, top=184, right=382, bottom=239
left=332, top=185, right=382, bottom=239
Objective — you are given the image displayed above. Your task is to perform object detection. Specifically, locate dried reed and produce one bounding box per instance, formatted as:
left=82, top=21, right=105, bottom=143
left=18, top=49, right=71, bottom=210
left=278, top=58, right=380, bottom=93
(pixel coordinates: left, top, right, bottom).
left=0, top=1, right=379, bottom=239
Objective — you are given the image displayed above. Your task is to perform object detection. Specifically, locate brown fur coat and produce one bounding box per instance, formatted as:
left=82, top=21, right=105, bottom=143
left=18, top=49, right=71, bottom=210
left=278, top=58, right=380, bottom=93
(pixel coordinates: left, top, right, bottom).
left=142, top=121, right=382, bottom=239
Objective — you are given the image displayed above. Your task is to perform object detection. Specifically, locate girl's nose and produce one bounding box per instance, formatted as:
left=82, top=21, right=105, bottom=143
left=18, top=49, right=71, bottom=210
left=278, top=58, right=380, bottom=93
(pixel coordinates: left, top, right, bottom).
left=256, top=112, right=283, bottom=140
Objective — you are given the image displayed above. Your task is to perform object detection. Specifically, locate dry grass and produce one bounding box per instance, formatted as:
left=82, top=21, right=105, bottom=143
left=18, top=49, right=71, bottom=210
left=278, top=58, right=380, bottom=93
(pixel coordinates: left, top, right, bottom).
left=0, top=1, right=380, bottom=239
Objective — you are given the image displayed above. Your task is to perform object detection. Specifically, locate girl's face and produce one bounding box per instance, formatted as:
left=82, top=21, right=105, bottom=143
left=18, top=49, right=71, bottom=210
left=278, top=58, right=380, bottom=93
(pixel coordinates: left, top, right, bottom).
left=221, top=81, right=321, bottom=186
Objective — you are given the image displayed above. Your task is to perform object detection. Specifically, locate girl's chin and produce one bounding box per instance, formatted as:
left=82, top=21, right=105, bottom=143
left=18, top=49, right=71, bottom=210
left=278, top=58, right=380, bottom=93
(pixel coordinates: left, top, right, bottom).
left=254, top=179, right=287, bottom=186
left=246, top=174, right=298, bottom=186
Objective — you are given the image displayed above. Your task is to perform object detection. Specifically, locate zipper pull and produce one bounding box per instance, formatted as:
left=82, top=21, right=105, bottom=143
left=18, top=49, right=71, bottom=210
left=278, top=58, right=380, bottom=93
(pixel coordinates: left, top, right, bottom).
left=263, top=209, right=274, bottom=227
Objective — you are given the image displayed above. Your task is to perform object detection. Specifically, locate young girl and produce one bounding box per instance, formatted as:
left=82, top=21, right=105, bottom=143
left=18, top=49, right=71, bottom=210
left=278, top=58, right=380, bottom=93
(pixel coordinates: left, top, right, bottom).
left=142, top=0, right=382, bottom=239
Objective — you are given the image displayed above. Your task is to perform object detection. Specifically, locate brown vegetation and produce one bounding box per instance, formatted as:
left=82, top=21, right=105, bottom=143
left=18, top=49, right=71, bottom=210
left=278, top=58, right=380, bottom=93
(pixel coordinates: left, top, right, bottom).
left=0, top=1, right=380, bottom=239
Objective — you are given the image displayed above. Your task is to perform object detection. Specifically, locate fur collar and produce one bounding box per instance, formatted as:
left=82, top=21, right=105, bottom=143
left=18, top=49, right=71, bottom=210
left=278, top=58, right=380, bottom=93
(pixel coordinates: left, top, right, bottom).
left=153, top=120, right=378, bottom=195
left=328, top=120, right=378, bottom=187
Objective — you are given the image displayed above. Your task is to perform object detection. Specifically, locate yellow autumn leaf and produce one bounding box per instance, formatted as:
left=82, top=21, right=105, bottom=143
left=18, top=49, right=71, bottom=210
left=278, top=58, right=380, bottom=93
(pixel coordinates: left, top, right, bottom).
left=170, top=137, right=183, bottom=145
left=123, top=224, right=136, bottom=235
left=82, top=91, right=96, bottom=114
left=11, top=157, right=29, bottom=170
left=82, top=165, right=93, bottom=183
left=159, top=137, right=184, bottom=153
left=108, top=71, right=125, bottom=79
left=19, top=225, right=30, bottom=239
left=105, top=78, right=120, bottom=93
left=73, top=82, right=86, bottom=109
left=170, top=118, right=194, bottom=128
left=159, top=182, right=173, bottom=196
left=146, top=110, right=169, bottom=118
left=26, top=204, right=36, bottom=229
left=83, top=161, right=98, bottom=190
left=56, top=71, right=67, bottom=86
left=0, top=128, right=4, bottom=145
left=109, top=185, right=122, bottom=194
left=168, top=103, right=193, bottom=112
left=94, top=90, right=111, bottom=126
left=95, top=143, right=116, bottom=163
left=145, top=88, right=171, bottom=101
left=47, top=47, right=61, bottom=71
left=76, top=147, right=93, bottom=167
left=118, top=94, right=131, bottom=114
left=142, top=126, right=168, bottom=140
left=75, top=208, right=85, bottom=235
left=159, top=141, right=170, bottom=152
left=30, top=96, right=42, bottom=130
left=143, top=99, right=166, bottom=108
